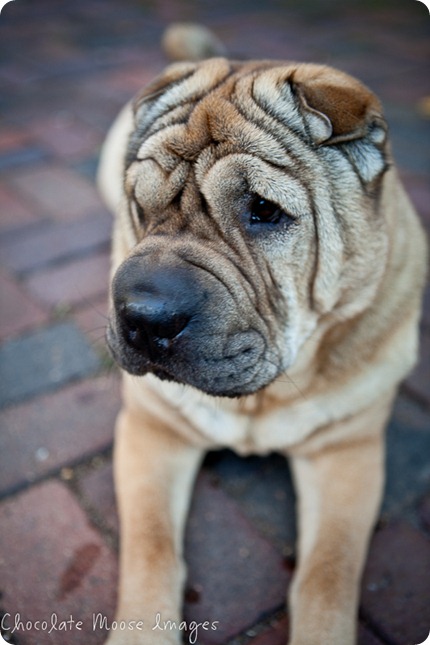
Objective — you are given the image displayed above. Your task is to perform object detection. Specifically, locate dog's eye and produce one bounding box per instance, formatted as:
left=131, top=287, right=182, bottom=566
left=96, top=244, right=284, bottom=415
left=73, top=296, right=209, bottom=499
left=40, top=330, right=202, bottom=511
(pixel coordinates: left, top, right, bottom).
left=249, top=196, right=290, bottom=225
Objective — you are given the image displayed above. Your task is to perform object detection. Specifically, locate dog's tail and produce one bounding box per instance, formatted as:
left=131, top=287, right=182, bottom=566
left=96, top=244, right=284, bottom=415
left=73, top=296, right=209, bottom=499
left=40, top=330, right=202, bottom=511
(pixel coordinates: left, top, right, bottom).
left=162, top=23, right=227, bottom=62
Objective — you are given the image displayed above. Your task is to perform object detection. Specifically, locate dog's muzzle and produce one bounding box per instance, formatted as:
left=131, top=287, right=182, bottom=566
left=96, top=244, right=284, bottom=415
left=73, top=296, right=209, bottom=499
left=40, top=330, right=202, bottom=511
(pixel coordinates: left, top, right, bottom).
left=107, top=253, right=277, bottom=396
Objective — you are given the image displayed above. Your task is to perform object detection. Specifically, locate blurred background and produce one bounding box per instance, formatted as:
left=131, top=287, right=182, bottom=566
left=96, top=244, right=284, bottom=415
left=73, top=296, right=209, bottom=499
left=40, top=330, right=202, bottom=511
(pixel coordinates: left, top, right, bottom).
left=0, top=1, right=429, bottom=644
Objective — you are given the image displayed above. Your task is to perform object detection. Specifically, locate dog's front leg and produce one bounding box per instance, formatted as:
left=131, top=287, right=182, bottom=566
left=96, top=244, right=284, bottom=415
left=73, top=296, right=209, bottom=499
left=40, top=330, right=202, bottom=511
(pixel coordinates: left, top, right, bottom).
left=287, top=400, right=390, bottom=645
left=106, top=405, right=203, bottom=645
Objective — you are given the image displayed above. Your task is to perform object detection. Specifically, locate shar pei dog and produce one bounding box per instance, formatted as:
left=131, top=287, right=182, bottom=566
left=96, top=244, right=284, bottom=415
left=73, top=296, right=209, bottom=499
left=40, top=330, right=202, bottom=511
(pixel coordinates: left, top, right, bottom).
left=97, top=24, right=427, bottom=645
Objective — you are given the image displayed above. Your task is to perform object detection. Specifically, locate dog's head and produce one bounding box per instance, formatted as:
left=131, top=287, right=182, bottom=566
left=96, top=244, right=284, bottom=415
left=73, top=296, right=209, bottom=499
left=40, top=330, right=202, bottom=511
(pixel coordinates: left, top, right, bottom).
left=107, top=58, right=390, bottom=397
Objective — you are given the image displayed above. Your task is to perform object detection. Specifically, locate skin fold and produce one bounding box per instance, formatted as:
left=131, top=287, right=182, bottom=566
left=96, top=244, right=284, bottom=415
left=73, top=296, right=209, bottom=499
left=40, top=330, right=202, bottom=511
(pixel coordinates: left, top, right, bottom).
left=97, top=33, right=427, bottom=645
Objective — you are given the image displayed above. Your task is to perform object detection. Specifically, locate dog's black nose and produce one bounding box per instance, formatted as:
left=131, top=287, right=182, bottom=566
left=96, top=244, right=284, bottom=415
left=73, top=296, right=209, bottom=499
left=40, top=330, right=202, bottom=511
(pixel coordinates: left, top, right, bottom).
left=113, top=260, right=199, bottom=360
left=120, top=295, right=191, bottom=352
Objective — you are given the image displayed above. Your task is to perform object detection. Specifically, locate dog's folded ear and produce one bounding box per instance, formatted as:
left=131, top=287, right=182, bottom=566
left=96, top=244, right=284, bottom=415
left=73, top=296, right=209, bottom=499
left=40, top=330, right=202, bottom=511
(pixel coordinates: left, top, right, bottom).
left=292, top=65, right=387, bottom=147
left=289, top=65, right=388, bottom=183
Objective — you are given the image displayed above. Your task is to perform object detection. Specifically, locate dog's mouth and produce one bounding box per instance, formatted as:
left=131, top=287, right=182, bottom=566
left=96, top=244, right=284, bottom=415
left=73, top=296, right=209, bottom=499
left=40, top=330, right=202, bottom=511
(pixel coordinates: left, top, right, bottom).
left=106, top=251, right=286, bottom=397
left=106, top=321, right=278, bottom=398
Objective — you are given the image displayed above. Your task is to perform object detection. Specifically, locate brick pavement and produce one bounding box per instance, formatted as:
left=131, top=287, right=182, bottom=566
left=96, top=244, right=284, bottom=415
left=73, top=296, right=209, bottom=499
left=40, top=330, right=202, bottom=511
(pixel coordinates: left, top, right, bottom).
left=0, top=1, right=429, bottom=644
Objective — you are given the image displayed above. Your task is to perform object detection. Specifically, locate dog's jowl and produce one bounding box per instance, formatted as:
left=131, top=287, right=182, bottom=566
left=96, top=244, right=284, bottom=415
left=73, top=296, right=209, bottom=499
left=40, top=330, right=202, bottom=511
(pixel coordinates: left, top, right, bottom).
left=97, top=24, right=427, bottom=645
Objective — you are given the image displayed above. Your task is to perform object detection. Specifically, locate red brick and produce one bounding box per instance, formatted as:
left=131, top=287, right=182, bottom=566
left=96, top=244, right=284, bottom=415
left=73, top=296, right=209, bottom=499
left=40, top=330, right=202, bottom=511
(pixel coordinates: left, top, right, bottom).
left=0, top=375, right=120, bottom=495
left=27, top=114, right=103, bottom=161
left=247, top=616, right=289, bottom=645
left=0, top=210, right=112, bottom=273
left=183, top=471, right=291, bottom=643
left=25, top=250, right=110, bottom=309
left=0, top=271, right=49, bottom=341
left=361, top=521, right=430, bottom=645
left=101, top=66, right=158, bottom=95
left=0, top=182, right=41, bottom=232
left=6, top=164, right=103, bottom=221
left=62, top=92, right=124, bottom=134
left=0, top=480, right=117, bottom=645
left=0, top=126, right=32, bottom=153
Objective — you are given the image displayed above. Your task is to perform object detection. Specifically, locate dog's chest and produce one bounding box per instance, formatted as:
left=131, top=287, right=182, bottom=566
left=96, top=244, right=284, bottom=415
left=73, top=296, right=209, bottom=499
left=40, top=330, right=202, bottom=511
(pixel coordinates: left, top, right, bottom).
left=139, top=375, right=320, bottom=454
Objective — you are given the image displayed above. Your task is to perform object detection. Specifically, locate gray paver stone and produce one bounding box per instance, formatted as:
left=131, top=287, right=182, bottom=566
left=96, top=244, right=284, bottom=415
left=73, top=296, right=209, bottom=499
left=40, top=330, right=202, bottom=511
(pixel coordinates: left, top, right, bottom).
left=207, top=450, right=297, bottom=554
left=0, top=322, right=101, bottom=408
left=382, top=396, right=430, bottom=517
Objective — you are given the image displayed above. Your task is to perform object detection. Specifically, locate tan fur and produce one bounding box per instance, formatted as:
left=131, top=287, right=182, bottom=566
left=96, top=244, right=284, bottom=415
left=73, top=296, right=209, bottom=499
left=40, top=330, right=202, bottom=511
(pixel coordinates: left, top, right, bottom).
left=162, top=23, right=226, bottom=62
left=97, top=28, right=427, bottom=645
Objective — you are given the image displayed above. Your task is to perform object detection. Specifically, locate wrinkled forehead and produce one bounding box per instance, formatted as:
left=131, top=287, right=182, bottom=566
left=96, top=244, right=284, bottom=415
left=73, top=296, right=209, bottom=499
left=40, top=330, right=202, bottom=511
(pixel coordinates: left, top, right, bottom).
left=124, top=58, right=325, bottom=207
left=123, top=57, right=386, bottom=217
left=126, top=58, right=320, bottom=169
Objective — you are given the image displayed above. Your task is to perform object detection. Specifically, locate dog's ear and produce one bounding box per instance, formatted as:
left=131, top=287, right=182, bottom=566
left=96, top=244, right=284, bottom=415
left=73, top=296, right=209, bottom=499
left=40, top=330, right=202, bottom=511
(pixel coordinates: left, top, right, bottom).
left=290, top=65, right=388, bottom=183
left=292, top=64, right=386, bottom=146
